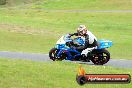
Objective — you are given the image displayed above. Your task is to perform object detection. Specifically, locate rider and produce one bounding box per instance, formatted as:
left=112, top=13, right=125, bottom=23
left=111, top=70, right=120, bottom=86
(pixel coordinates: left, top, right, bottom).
left=68, top=25, right=98, bottom=61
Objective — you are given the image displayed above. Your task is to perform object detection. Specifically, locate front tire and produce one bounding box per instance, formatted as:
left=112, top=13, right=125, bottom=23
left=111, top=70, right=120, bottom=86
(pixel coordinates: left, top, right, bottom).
left=91, top=49, right=110, bottom=65
left=49, top=48, right=58, bottom=61
left=49, top=48, right=66, bottom=61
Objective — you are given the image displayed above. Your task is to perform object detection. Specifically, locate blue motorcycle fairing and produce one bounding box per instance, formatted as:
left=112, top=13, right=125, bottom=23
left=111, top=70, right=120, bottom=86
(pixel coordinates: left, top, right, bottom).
left=56, top=47, right=81, bottom=60
left=64, top=34, right=73, bottom=42
left=73, top=37, right=85, bottom=46
left=55, top=34, right=113, bottom=61
left=55, top=44, right=67, bottom=49
left=97, top=40, right=113, bottom=49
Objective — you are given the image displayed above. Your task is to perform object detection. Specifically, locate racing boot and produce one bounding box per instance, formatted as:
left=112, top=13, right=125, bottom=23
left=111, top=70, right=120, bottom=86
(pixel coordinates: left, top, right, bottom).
left=81, top=54, right=90, bottom=62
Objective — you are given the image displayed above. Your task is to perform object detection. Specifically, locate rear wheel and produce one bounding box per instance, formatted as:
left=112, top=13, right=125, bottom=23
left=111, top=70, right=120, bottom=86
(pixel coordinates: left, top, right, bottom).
left=91, top=49, right=110, bottom=65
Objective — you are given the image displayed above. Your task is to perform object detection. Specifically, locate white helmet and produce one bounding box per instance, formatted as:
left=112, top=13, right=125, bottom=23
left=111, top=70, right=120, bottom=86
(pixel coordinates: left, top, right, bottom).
left=77, top=25, right=87, bottom=36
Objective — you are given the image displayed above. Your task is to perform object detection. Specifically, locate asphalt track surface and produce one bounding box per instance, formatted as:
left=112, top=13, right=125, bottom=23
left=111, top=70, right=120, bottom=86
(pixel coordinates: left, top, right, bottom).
left=0, top=51, right=132, bottom=69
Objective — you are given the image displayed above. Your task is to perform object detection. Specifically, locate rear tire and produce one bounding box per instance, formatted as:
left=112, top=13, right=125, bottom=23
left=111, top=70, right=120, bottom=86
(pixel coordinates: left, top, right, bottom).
left=91, top=49, right=110, bottom=65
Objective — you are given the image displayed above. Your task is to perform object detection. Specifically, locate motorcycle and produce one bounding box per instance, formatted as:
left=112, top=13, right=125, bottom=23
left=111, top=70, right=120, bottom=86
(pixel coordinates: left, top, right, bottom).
left=49, top=34, right=112, bottom=65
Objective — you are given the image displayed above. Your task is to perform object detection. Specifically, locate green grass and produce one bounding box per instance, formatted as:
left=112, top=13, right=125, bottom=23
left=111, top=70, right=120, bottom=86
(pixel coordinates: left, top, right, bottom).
left=0, top=9, right=131, bottom=59
left=0, top=0, right=42, bottom=7
left=1, top=0, right=132, bottom=10
left=0, top=1, right=131, bottom=88
left=30, top=0, right=132, bottom=10
left=0, top=58, right=132, bottom=88
left=0, top=29, right=56, bottom=53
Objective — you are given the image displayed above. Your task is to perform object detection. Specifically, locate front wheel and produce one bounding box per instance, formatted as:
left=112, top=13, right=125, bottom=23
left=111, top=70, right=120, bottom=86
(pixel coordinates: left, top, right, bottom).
left=49, top=48, right=66, bottom=61
left=91, top=49, right=110, bottom=65
left=49, top=48, right=59, bottom=61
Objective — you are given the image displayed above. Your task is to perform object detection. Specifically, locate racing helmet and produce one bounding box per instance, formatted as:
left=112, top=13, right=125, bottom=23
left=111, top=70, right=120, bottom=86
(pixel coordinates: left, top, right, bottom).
left=77, top=25, right=87, bottom=36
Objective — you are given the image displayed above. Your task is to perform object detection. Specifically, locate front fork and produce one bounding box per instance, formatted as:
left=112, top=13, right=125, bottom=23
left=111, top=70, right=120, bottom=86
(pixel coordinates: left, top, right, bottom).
left=57, top=49, right=81, bottom=60
left=57, top=49, right=73, bottom=60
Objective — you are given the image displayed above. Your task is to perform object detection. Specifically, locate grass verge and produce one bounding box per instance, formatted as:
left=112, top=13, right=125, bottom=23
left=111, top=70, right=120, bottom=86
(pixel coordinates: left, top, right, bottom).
left=0, top=58, right=132, bottom=88
left=30, top=0, right=132, bottom=10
